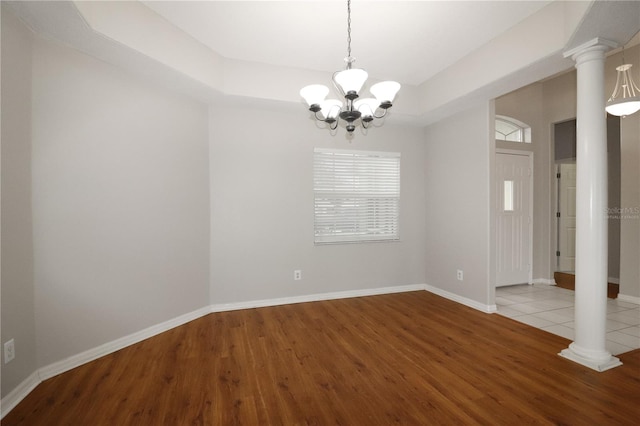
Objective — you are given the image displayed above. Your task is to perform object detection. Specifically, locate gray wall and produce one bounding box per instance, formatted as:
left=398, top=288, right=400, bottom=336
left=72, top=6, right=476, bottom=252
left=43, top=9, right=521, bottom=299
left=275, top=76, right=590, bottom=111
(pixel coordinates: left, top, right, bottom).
left=2, top=11, right=429, bottom=400
left=209, top=105, right=428, bottom=304
left=1, top=7, right=38, bottom=398
left=554, top=119, right=576, bottom=161
left=29, top=37, right=210, bottom=367
left=607, top=114, right=621, bottom=281
left=424, top=103, right=494, bottom=306
left=620, top=92, right=640, bottom=298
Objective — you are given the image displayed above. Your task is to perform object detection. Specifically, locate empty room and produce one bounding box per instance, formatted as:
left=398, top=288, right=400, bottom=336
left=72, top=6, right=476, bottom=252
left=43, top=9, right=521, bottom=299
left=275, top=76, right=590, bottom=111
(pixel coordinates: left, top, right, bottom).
left=2, top=1, right=639, bottom=424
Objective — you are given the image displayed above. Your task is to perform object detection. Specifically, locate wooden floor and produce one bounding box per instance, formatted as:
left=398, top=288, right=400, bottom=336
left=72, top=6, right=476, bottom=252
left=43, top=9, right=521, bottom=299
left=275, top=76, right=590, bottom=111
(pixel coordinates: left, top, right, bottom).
left=4, top=291, right=640, bottom=425
left=554, top=271, right=620, bottom=299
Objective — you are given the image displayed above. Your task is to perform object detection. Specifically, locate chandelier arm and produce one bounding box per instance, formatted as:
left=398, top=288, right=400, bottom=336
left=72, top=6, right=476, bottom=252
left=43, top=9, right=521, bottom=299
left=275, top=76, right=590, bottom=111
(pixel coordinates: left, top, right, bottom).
left=628, top=70, right=640, bottom=96
left=623, top=73, right=632, bottom=98
left=330, top=119, right=339, bottom=130
left=372, top=108, right=388, bottom=120
left=610, top=69, right=623, bottom=100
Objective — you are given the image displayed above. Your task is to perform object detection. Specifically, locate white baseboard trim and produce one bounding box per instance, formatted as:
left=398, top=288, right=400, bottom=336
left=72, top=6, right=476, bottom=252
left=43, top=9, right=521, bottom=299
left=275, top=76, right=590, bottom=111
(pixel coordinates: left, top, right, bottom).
left=424, top=284, right=497, bottom=313
left=0, top=371, right=41, bottom=419
left=3, top=283, right=503, bottom=419
left=210, top=284, right=427, bottom=313
left=37, top=305, right=211, bottom=382
left=1, top=284, right=427, bottom=419
left=532, top=278, right=557, bottom=285
left=1, top=305, right=209, bottom=419
left=617, top=293, right=640, bottom=305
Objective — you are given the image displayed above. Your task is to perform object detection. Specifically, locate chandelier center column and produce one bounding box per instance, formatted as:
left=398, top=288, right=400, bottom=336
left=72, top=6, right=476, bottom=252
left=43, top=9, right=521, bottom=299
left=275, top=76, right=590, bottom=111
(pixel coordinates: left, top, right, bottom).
left=560, top=39, right=621, bottom=372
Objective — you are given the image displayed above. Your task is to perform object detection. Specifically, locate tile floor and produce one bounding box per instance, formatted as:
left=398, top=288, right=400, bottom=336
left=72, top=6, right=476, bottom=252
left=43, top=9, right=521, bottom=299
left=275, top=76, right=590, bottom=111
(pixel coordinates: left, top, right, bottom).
left=496, top=283, right=640, bottom=355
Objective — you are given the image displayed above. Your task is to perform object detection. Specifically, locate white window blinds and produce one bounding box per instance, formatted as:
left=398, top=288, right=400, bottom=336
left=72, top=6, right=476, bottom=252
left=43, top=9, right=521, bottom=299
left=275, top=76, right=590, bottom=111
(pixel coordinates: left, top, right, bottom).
left=313, top=148, right=400, bottom=244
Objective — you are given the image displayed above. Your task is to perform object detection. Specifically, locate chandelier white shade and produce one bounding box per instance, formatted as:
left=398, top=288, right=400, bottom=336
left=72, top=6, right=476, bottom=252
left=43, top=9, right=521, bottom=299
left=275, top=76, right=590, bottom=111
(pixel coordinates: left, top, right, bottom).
left=300, top=85, right=330, bottom=108
left=606, top=63, right=640, bottom=116
left=354, top=98, right=381, bottom=119
left=333, top=68, right=368, bottom=95
left=370, top=81, right=401, bottom=107
left=320, top=99, right=343, bottom=120
left=300, top=0, right=400, bottom=133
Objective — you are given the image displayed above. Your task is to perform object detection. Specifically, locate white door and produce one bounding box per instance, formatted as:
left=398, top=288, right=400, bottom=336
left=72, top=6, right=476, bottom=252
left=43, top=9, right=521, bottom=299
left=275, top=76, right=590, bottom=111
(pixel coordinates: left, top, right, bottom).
left=557, top=163, right=577, bottom=272
left=496, top=152, right=533, bottom=287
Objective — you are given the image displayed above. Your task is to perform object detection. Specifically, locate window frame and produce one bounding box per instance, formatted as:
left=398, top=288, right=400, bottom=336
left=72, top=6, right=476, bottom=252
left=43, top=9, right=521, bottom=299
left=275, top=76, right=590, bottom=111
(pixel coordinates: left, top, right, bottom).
left=495, top=115, right=532, bottom=143
left=313, top=148, right=401, bottom=245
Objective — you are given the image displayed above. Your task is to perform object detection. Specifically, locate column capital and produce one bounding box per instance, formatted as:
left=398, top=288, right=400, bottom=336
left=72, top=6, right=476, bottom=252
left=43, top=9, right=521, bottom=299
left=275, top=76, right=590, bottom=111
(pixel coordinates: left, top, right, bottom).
left=563, top=38, right=618, bottom=62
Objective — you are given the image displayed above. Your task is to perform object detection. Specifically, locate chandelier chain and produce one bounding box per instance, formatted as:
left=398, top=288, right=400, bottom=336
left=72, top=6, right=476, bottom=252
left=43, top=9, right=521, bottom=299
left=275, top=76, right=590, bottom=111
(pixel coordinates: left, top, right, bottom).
left=299, top=0, right=401, bottom=133
left=346, top=0, right=352, bottom=61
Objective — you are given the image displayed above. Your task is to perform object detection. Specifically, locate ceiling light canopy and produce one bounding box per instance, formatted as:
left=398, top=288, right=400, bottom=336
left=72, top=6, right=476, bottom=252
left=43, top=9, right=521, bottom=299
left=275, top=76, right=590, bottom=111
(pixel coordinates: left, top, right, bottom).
left=300, top=0, right=400, bottom=133
left=606, top=62, right=640, bottom=117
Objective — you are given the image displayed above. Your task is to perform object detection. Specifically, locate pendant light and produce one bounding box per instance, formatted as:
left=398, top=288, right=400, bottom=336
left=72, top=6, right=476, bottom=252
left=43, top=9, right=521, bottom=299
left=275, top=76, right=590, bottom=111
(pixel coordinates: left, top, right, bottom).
left=300, top=0, right=400, bottom=133
left=606, top=47, right=640, bottom=116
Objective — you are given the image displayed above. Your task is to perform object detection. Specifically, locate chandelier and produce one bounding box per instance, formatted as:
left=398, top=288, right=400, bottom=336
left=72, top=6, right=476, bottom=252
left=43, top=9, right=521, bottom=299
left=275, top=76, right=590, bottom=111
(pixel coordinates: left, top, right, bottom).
left=300, top=0, right=400, bottom=133
left=605, top=48, right=640, bottom=117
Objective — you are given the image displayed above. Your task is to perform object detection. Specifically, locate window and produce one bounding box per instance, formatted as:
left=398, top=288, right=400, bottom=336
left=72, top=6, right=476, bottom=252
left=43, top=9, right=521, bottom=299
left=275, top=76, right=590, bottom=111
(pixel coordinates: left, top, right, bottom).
left=313, top=148, right=400, bottom=244
left=503, top=180, right=514, bottom=211
left=496, top=115, right=531, bottom=143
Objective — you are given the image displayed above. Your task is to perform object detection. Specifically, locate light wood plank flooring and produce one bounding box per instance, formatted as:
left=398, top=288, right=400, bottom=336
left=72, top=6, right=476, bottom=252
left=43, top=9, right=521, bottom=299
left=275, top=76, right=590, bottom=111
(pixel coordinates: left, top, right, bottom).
left=4, top=291, right=640, bottom=425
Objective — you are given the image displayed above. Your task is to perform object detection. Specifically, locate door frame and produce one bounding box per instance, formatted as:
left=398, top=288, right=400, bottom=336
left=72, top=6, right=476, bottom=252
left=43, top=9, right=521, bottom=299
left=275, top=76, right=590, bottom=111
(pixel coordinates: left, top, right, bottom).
left=495, top=148, right=534, bottom=286
left=556, top=161, right=577, bottom=272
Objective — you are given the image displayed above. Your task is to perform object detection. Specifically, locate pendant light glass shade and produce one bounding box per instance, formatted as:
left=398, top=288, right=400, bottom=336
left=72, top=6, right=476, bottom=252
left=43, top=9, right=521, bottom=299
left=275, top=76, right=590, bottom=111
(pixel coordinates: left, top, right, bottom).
left=300, top=84, right=329, bottom=107
left=606, top=98, right=640, bottom=116
left=606, top=64, right=640, bottom=116
left=354, top=98, right=381, bottom=118
left=370, top=81, right=401, bottom=104
left=319, top=99, right=343, bottom=120
left=333, top=68, right=368, bottom=95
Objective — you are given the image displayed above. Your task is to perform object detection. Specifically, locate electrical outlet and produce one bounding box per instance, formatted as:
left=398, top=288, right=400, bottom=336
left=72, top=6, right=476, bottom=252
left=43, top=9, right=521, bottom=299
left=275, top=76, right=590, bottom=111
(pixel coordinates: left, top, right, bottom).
left=457, top=270, right=464, bottom=281
left=294, top=270, right=302, bottom=281
left=4, top=339, right=15, bottom=364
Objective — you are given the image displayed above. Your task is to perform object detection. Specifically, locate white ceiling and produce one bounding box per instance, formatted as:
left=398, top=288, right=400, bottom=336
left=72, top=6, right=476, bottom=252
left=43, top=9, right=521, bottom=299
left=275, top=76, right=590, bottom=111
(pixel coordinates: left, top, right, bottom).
left=9, top=0, right=638, bottom=125
left=143, top=0, right=552, bottom=86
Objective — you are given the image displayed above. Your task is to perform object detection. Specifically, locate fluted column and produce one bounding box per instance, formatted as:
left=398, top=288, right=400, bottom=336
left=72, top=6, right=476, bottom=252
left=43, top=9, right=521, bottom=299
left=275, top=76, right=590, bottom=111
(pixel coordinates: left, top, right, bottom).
left=559, top=39, right=622, bottom=372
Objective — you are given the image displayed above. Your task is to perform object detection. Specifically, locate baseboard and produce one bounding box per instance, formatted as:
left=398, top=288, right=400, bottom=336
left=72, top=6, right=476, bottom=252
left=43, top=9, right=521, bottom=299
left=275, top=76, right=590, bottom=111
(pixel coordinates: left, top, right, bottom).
left=0, top=371, right=41, bottom=419
left=424, top=284, right=497, bottom=313
left=550, top=274, right=621, bottom=287
left=38, top=305, right=211, bottom=382
left=532, top=278, right=557, bottom=285
left=210, top=284, right=428, bottom=313
left=1, top=285, right=426, bottom=419
left=2, top=305, right=211, bottom=420
left=617, top=293, right=640, bottom=305
left=3, top=283, right=501, bottom=419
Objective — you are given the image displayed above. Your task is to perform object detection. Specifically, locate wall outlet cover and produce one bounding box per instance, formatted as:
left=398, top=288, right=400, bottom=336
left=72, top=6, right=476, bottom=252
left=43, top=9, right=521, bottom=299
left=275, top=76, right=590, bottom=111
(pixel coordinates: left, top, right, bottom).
left=4, top=339, right=15, bottom=364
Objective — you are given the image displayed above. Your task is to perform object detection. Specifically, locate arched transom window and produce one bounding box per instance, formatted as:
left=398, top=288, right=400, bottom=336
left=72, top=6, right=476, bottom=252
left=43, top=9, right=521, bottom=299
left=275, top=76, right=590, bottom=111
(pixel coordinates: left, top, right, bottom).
left=496, top=115, right=531, bottom=143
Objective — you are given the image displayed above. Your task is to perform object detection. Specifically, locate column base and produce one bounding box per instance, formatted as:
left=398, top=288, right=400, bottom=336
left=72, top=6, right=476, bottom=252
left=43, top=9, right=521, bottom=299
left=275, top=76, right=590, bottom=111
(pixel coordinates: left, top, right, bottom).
left=559, top=343, right=622, bottom=372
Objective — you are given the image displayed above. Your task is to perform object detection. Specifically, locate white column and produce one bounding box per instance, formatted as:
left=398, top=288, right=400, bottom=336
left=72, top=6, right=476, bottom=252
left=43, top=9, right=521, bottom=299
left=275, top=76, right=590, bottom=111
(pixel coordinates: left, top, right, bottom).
left=560, top=39, right=621, bottom=371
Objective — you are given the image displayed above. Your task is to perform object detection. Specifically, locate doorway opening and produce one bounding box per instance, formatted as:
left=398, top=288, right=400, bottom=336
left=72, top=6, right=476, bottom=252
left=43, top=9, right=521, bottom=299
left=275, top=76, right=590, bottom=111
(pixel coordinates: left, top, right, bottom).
left=552, top=117, right=621, bottom=298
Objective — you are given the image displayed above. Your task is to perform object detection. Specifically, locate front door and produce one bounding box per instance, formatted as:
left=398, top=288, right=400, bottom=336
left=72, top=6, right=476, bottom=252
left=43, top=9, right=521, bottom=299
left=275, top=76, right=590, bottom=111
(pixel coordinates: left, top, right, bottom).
left=496, top=152, right=533, bottom=287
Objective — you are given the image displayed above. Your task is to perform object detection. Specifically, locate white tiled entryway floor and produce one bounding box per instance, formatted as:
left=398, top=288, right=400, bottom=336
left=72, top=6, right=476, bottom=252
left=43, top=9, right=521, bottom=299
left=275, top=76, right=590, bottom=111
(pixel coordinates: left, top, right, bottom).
left=496, top=283, right=640, bottom=355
